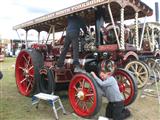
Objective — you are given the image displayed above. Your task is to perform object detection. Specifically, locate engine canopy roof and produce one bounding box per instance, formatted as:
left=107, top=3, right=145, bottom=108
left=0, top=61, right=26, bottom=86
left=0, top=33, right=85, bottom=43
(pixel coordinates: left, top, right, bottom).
left=13, top=0, right=153, bottom=32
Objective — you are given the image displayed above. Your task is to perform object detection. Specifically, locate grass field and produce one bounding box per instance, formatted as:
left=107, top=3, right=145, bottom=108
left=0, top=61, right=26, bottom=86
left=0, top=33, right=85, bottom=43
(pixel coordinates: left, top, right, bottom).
left=0, top=57, right=160, bottom=120
left=0, top=57, right=94, bottom=120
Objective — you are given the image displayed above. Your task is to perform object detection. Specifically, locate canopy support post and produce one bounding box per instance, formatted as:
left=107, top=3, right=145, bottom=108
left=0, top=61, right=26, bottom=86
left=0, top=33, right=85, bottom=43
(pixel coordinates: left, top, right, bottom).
left=120, top=7, right=125, bottom=50
left=108, top=4, right=121, bottom=49
left=52, top=25, right=55, bottom=46
left=38, top=32, right=40, bottom=44
left=135, top=12, right=139, bottom=50
left=25, top=31, right=28, bottom=49
left=139, top=16, right=147, bottom=50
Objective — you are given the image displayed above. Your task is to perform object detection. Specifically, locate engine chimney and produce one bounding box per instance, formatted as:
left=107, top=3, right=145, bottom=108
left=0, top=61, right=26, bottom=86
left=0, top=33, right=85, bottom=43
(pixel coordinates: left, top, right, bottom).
left=155, top=2, right=159, bottom=22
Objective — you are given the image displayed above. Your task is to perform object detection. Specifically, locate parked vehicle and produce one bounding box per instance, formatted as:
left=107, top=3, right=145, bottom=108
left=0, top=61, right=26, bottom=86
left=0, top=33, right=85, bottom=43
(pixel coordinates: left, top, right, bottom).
left=13, top=0, right=153, bottom=117
left=0, top=44, right=5, bottom=61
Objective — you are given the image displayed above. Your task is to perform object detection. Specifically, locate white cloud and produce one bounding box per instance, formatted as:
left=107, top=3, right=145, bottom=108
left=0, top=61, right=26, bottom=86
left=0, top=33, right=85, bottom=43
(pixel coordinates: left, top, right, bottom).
left=141, top=0, right=160, bottom=22
left=0, top=0, right=159, bottom=39
left=0, top=0, right=86, bottom=39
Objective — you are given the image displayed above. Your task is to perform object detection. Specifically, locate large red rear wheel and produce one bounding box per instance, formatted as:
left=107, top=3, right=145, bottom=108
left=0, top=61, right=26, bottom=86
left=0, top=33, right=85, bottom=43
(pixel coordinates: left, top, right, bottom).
left=15, top=49, right=43, bottom=96
left=113, top=68, right=138, bottom=106
left=69, top=73, right=102, bottom=118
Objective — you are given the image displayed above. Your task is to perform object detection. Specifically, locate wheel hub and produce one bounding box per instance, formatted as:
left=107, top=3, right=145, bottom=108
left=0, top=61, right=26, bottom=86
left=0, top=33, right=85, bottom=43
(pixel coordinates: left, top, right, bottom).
left=24, top=69, right=29, bottom=77
left=25, top=69, right=29, bottom=74
left=77, top=91, right=85, bottom=100
left=135, top=72, right=139, bottom=76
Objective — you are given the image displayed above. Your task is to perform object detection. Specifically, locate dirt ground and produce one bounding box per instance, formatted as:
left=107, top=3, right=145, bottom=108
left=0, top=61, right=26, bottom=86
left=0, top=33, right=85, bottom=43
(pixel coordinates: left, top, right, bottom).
left=54, top=90, right=160, bottom=120
left=0, top=57, right=160, bottom=120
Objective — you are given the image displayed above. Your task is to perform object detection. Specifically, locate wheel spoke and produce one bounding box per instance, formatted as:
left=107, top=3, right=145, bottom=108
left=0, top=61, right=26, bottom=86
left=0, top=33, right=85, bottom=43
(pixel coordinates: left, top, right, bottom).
left=79, top=79, right=85, bottom=89
left=29, top=74, right=34, bottom=78
left=124, top=83, right=130, bottom=88
left=119, top=75, right=123, bottom=82
left=123, top=80, right=130, bottom=88
left=85, top=93, right=94, bottom=97
left=82, top=101, right=88, bottom=111
left=87, top=87, right=93, bottom=93
left=130, top=65, right=136, bottom=72
left=28, top=66, right=33, bottom=71
left=138, top=66, right=143, bottom=73
left=19, top=67, right=25, bottom=71
left=137, top=76, right=143, bottom=85
left=75, top=98, right=80, bottom=106
left=81, top=79, right=85, bottom=89
left=140, top=77, right=147, bottom=82
left=124, top=90, right=130, bottom=95
left=23, top=55, right=28, bottom=63
left=123, top=92, right=127, bottom=99
left=139, top=72, right=147, bottom=75
left=25, top=81, right=32, bottom=92
left=89, top=97, right=94, bottom=104
left=151, top=62, right=156, bottom=69
left=27, top=57, right=31, bottom=68
left=148, top=62, right=152, bottom=68
left=135, top=64, right=138, bottom=71
left=20, top=78, right=27, bottom=84
left=74, top=86, right=79, bottom=92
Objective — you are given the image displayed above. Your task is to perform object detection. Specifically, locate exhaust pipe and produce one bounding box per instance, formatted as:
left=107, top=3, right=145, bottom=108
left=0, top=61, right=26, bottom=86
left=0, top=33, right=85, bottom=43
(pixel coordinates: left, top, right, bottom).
left=155, top=2, right=159, bottom=22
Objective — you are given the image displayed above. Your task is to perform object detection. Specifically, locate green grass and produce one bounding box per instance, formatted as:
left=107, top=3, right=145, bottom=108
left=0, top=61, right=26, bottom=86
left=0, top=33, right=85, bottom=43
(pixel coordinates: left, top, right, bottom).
left=0, top=57, right=159, bottom=120
left=0, top=57, right=89, bottom=120
left=0, top=57, right=55, bottom=120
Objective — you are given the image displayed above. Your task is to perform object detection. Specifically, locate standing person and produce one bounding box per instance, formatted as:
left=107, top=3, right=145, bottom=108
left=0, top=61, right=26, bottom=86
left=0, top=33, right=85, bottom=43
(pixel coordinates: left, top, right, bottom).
left=90, top=60, right=131, bottom=120
left=56, top=14, right=87, bottom=72
left=21, top=42, right=26, bottom=50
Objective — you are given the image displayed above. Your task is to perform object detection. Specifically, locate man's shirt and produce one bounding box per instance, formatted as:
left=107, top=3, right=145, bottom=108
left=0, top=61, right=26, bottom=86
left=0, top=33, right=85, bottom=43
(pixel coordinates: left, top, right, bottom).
left=94, top=75, right=124, bottom=102
left=66, top=15, right=87, bottom=34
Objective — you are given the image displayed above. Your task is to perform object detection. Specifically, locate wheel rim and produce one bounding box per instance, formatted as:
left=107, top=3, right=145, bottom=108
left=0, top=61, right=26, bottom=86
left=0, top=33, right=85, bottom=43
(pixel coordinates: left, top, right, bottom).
left=15, top=51, right=34, bottom=96
left=125, top=61, right=149, bottom=88
left=114, top=69, right=135, bottom=106
left=69, top=74, right=97, bottom=117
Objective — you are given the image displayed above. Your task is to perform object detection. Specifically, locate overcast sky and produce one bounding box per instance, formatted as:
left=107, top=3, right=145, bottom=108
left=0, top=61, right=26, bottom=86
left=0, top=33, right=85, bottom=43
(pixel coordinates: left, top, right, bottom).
left=0, top=0, right=159, bottom=39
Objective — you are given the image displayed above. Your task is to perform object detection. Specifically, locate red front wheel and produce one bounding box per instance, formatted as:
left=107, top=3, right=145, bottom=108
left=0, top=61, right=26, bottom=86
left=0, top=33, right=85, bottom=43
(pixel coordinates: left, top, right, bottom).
left=69, top=73, right=102, bottom=118
left=15, top=49, right=43, bottom=96
left=114, top=68, right=138, bottom=106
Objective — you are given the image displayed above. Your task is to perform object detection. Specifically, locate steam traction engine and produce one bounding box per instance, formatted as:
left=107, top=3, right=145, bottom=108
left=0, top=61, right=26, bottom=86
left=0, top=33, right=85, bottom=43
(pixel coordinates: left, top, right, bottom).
left=13, top=0, right=153, bottom=118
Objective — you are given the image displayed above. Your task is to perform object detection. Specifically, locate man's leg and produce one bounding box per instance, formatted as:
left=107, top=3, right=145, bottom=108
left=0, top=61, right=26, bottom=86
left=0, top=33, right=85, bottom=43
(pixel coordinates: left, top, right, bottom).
left=105, top=102, right=112, bottom=118
left=71, top=33, right=79, bottom=66
left=112, top=101, right=124, bottom=120
left=57, top=35, right=71, bottom=67
left=111, top=101, right=131, bottom=120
